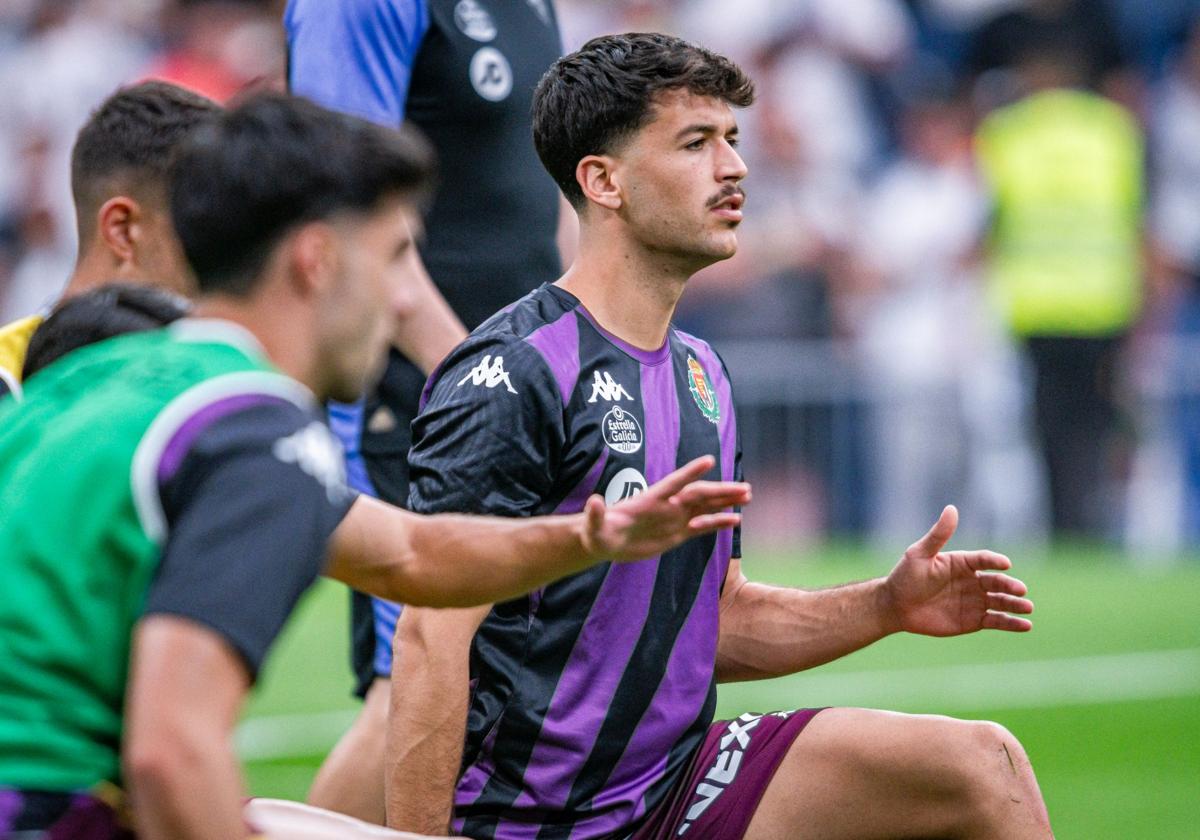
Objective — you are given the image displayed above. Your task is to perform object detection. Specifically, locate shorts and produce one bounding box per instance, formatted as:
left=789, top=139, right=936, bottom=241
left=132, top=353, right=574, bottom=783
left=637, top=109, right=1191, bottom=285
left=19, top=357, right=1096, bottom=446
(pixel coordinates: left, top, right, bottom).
left=631, top=708, right=825, bottom=840
left=0, top=786, right=134, bottom=839
left=330, top=349, right=425, bottom=697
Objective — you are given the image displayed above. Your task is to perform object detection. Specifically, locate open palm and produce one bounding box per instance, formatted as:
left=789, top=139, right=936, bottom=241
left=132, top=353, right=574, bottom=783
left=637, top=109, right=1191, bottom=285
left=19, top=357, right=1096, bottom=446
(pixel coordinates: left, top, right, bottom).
left=582, top=455, right=750, bottom=562
left=884, top=506, right=1034, bottom=637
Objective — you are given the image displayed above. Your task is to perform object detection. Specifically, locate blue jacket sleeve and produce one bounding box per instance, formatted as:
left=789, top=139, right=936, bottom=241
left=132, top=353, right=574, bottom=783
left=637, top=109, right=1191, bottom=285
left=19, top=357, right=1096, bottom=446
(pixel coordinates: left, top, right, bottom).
left=285, top=0, right=429, bottom=125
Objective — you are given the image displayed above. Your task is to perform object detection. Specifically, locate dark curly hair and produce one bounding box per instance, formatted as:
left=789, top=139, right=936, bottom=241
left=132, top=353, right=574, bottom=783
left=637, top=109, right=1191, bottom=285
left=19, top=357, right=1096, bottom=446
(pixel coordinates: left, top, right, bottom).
left=170, top=93, right=436, bottom=296
left=532, top=32, right=754, bottom=207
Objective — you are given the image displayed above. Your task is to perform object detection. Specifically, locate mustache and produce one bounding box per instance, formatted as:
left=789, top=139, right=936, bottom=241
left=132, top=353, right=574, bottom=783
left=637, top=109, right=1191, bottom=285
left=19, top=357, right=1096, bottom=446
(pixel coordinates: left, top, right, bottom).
left=706, top=185, right=745, bottom=208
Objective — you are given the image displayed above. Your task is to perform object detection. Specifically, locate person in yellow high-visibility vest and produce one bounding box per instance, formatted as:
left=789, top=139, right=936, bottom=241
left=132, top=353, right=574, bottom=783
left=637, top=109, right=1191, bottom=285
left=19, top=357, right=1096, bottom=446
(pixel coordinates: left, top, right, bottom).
left=976, top=51, right=1144, bottom=537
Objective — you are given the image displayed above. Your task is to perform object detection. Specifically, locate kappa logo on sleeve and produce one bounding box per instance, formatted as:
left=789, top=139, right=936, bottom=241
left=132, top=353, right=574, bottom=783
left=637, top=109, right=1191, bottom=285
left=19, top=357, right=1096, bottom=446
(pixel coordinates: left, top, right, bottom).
left=587, top=370, right=633, bottom=403
left=273, top=422, right=349, bottom=502
left=457, top=354, right=518, bottom=394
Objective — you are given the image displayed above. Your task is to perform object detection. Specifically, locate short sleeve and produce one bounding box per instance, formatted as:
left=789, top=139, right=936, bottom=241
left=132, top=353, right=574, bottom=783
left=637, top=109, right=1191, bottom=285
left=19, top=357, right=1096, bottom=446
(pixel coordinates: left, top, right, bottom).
left=285, top=0, right=430, bottom=125
left=145, top=402, right=357, bottom=679
left=408, top=334, right=564, bottom=517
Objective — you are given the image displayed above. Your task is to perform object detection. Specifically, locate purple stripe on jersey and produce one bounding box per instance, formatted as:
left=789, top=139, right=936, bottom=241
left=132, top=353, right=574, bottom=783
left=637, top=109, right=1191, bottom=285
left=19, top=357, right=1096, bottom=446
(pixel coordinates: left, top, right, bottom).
left=455, top=712, right=507, bottom=808
left=585, top=528, right=729, bottom=836
left=491, top=359, right=681, bottom=817
left=455, top=447, right=611, bottom=812
left=157, top=393, right=287, bottom=484
left=576, top=307, right=671, bottom=367
left=524, top=312, right=581, bottom=405
left=554, top=449, right=608, bottom=515
left=0, top=789, right=19, bottom=833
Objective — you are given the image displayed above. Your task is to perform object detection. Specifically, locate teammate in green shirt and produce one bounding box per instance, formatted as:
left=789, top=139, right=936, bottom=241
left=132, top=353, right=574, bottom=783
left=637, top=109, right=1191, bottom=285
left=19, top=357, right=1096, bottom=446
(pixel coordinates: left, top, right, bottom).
left=0, top=93, right=748, bottom=839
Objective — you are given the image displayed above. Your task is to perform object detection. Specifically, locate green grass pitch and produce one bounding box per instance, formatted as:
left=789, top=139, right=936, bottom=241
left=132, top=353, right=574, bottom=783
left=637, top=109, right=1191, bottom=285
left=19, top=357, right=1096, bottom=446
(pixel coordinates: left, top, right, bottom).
left=240, top=545, right=1200, bottom=838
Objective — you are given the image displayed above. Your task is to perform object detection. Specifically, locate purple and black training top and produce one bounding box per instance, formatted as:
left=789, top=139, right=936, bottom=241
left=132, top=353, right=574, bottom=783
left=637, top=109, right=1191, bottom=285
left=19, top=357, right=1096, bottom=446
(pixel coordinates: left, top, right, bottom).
left=408, top=284, right=743, bottom=839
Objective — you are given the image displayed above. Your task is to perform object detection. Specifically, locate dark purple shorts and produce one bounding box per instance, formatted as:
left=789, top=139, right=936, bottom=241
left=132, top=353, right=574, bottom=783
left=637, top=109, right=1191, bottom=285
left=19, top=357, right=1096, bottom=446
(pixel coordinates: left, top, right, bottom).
left=0, top=788, right=134, bottom=839
left=631, top=708, right=825, bottom=840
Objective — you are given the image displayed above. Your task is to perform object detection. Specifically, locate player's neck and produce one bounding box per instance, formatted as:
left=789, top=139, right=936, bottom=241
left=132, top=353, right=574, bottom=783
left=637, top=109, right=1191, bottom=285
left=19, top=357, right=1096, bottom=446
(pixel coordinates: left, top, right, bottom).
left=191, top=295, right=321, bottom=394
left=558, top=230, right=691, bottom=352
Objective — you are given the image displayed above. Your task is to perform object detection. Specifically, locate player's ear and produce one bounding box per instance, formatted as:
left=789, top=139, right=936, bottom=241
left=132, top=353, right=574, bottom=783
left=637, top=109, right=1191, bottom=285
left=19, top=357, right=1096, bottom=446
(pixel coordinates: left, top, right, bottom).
left=577, top=155, right=623, bottom=211
left=287, top=222, right=337, bottom=297
left=96, top=196, right=139, bottom=267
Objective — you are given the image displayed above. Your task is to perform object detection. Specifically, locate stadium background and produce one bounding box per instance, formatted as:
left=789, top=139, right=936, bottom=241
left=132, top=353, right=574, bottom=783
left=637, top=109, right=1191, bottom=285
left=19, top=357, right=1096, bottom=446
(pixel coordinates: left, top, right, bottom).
left=1, top=1, right=1197, bottom=836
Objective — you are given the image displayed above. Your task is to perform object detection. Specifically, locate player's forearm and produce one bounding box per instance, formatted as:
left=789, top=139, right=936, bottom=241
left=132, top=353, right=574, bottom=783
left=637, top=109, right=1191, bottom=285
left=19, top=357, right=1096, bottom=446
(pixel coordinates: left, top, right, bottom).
left=386, top=608, right=479, bottom=833
left=404, top=512, right=596, bottom=605
left=125, top=732, right=250, bottom=839
left=390, top=254, right=468, bottom=376
left=714, top=578, right=899, bottom=682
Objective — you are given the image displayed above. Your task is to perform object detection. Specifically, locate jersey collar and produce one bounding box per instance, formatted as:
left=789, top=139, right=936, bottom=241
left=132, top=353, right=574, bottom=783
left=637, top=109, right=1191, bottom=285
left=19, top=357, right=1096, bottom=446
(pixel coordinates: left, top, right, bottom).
left=169, top=317, right=269, bottom=362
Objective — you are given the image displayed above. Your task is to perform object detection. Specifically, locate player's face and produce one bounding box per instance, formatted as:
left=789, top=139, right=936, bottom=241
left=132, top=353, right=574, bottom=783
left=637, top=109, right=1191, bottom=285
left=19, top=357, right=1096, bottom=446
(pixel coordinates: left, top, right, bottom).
left=319, top=198, right=419, bottom=402
left=614, top=90, right=747, bottom=266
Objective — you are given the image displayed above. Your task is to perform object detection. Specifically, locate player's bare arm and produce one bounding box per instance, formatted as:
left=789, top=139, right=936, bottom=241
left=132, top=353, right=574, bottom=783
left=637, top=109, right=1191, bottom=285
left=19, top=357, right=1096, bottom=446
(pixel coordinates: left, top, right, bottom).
left=715, top=505, right=1034, bottom=682
left=123, top=616, right=252, bottom=840
left=325, top=454, right=748, bottom=608
left=386, top=605, right=491, bottom=834
left=388, top=219, right=469, bottom=375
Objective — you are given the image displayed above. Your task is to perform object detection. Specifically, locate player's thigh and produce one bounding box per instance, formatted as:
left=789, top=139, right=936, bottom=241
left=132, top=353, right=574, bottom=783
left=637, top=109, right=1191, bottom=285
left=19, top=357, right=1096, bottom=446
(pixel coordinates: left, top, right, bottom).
left=745, top=707, right=1019, bottom=840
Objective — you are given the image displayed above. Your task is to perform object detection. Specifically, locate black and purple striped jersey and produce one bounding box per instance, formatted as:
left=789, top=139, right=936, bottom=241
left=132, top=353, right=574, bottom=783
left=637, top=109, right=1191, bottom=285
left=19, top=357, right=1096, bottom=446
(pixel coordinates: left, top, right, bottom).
left=408, top=284, right=742, bottom=839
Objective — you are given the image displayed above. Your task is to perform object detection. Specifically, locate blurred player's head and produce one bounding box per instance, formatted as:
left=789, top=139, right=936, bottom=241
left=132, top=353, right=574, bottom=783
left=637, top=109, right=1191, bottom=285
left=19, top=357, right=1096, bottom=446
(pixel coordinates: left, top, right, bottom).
left=69, top=81, right=220, bottom=297
left=533, top=33, right=753, bottom=270
left=170, top=93, right=435, bottom=401
left=22, top=283, right=190, bottom=381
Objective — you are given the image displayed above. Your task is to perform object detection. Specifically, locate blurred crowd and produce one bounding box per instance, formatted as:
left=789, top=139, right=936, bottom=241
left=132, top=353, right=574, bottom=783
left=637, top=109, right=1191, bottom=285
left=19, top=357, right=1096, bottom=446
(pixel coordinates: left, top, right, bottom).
left=3, top=0, right=1200, bottom=550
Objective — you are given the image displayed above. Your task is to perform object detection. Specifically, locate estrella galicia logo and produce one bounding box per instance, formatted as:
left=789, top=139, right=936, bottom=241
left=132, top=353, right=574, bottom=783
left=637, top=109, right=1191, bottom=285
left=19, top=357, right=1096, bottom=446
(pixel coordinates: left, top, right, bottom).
left=604, top=467, right=648, bottom=506
left=602, top=405, right=643, bottom=454
left=686, top=355, right=720, bottom=424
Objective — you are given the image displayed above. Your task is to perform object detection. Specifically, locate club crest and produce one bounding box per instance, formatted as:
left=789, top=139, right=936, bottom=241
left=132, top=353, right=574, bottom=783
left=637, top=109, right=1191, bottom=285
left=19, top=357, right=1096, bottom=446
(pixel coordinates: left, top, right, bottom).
left=686, top=356, right=719, bottom=424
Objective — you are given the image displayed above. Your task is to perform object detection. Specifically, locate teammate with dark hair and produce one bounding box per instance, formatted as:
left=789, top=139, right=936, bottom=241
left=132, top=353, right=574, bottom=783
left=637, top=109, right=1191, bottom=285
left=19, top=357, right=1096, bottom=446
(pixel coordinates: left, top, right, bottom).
left=22, top=284, right=190, bottom=381
left=0, top=81, right=218, bottom=400
left=0, top=92, right=748, bottom=839
left=386, top=33, right=1053, bottom=840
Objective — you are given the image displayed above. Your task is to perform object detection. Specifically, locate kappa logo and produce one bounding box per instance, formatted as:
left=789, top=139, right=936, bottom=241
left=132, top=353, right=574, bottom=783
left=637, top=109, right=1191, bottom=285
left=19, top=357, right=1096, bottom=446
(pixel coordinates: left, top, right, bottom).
left=272, top=422, right=349, bottom=502
left=457, top=354, right=518, bottom=393
left=601, top=405, right=643, bottom=454
left=677, top=711, right=795, bottom=836
left=587, top=370, right=633, bottom=404
left=604, top=467, right=648, bottom=507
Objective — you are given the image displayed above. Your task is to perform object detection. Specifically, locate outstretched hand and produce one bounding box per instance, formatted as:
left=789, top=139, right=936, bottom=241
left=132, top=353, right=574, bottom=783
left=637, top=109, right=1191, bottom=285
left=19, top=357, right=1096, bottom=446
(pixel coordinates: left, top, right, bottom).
left=581, top=455, right=749, bottom=563
left=883, top=505, right=1034, bottom=637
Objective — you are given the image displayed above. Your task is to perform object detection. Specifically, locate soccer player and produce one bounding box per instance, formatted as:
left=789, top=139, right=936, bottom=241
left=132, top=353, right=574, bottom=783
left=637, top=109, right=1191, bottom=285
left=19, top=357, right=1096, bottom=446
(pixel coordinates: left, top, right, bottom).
left=385, top=34, right=1054, bottom=839
left=21, top=284, right=190, bottom=380
left=0, top=93, right=748, bottom=839
left=286, top=0, right=566, bottom=819
left=0, top=81, right=218, bottom=401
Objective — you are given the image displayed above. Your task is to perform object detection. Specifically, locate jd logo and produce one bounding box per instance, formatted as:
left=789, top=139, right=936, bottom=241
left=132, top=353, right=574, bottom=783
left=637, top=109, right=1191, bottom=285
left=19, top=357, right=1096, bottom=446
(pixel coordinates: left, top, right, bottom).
left=457, top=354, right=517, bottom=393
left=601, top=405, right=643, bottom=454
left=470, top=47, right=513, bottom=102
left=587, top=370, right=632, bottom=403
left=604, top=467, right=648, bottom=507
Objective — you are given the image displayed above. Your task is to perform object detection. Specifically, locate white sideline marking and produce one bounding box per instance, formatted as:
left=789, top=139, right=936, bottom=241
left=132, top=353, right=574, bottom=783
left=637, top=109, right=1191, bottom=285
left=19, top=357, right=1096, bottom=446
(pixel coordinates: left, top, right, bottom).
left=235, top=649, right=1200, bottom=761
